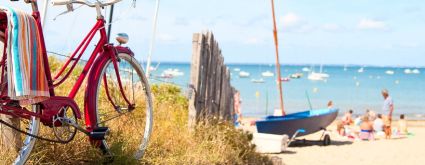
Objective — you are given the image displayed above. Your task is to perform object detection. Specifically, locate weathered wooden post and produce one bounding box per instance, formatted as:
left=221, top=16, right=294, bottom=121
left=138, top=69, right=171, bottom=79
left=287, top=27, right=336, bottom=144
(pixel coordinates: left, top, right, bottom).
left=188, top=33, right=202, bottom=128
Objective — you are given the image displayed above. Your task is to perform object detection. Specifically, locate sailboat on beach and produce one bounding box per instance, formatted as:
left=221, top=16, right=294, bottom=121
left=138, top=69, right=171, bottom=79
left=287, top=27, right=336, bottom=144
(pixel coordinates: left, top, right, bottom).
left=255, top=0, right=339, bottom=139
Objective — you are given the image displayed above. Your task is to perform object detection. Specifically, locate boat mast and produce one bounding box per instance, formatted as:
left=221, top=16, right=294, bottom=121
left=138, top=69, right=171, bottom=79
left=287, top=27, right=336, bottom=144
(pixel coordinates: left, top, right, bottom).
left=146, top=0, right=161, bottom=78
left=270, top=0, right=285, bottom=115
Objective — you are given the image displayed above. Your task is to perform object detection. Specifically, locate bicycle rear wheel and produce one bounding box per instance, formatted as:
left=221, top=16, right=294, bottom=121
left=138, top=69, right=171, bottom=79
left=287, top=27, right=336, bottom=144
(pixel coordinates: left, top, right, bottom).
left=0, top=104, right=40, bottom=165
left=87, top=52, right=153, bottom=160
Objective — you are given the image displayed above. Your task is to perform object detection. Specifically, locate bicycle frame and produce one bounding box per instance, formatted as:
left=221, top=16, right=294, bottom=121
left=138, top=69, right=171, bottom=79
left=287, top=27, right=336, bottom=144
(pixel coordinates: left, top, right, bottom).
left=0, top=1, right=134, bottom=132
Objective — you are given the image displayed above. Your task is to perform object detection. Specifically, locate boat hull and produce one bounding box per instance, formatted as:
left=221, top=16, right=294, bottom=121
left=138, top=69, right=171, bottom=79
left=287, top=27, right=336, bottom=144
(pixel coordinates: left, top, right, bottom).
left=256, top=109, right=339, bottom=137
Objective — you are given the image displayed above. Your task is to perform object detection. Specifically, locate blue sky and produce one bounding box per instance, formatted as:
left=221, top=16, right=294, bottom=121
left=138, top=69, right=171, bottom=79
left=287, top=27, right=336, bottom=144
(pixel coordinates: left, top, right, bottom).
left=3, top=0, right=425, bottom=66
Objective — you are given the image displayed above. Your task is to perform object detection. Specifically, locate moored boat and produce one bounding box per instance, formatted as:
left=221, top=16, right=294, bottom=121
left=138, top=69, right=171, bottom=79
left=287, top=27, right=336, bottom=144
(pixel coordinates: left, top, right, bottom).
left=385, top=70, right=395, bottom=75
left=261, top=71, right=275, bottom=77
left=239, top=71, right=250, bottom=78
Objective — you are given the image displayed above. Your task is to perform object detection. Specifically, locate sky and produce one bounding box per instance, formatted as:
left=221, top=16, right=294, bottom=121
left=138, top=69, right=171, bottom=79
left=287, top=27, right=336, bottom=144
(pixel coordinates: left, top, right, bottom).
left=3, top=0, right=425, bottom=67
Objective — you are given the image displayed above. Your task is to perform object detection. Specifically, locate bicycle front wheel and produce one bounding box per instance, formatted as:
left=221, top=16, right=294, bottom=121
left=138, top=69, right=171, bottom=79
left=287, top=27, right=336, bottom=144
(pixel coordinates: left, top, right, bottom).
left=87, top=52, right=153, bottom=161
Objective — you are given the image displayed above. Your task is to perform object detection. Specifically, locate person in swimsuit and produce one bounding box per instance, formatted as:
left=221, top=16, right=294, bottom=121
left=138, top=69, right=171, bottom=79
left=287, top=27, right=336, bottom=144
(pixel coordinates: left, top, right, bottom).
left=359, top=115, right=374, bottom=141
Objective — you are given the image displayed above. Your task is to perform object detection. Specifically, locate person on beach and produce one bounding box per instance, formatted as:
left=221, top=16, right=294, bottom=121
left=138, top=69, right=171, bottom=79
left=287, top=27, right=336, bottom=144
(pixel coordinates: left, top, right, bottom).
left=327, top=101, right=333, bottom=109
left=382, top=89, right=394, bottom=139
left=337, top=110, right=353, bottom=136
left=373, top=114, right=385, bottom=137
left=397, top=114, right=408, bottom=135
left=234, top=91, right=242, bottom=127
left=359, top=115, right=374, bottom=140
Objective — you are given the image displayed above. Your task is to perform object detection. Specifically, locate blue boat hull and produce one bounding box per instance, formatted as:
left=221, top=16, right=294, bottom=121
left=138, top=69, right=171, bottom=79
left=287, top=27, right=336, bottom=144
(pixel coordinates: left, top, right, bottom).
left=256, top=109, right=339, bottom=137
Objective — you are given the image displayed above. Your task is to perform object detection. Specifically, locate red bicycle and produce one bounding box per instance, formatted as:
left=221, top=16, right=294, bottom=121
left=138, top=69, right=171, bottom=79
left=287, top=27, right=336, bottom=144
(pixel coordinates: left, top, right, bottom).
left=0, top=0, right=153, bottom=164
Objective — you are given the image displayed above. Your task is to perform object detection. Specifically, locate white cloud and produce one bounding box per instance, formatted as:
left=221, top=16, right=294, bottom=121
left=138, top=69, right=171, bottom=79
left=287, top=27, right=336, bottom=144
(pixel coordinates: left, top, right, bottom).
left=357, top=19, right=388, bottom=30
left=278, top=12, right=315, bottom=33
left=280, top=12, right=301, bottom=27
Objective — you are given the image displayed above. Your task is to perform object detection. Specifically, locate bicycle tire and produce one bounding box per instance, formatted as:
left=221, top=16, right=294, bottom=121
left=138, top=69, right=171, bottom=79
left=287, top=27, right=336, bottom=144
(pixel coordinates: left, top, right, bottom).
left=86, top=52, right=153, bottom=160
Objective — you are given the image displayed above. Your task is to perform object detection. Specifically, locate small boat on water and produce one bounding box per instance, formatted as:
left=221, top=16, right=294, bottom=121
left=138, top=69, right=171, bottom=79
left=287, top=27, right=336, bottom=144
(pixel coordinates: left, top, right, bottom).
left=308, top=72, right=329, bottom=81
left=162, top=68, right=184, bottom=77
left=290, top=73, right=303, bottom=79
left=256, top=109, right=339, bottom=137
left=251, top=78, right=265, bottom=83
left=234, top=68, right=241, bottom=72
left=239, top=71, right=250, bottom=78
left=261, top=71, right=275, bottom=77
left=302, top=67, right=311, bottom=72
left=358, top=67, right=364, bottom=73
left=308, top=65, right=329, bottom=81
left=412, top=69, right=420, bottom=74
left=280, top=77, right=290, bottom=82
left=404, top=69, right=412, bottom=74
left=385, top=70, right=395, bottom=75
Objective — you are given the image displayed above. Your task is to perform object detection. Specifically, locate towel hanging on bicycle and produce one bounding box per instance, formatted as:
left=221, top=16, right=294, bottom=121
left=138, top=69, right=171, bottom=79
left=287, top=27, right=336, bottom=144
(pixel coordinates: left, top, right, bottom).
left=1, top=7, right=50, bottom=105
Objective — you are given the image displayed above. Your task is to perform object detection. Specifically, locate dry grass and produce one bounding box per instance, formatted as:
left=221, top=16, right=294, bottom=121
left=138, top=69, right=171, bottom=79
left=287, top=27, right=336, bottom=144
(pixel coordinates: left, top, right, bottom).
left=0, top=57, right=270, bottom=164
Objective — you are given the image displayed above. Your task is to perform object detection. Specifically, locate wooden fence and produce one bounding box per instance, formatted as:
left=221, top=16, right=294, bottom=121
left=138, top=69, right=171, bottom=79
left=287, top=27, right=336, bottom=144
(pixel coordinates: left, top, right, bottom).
left=188, top=32, right=236, bottom=128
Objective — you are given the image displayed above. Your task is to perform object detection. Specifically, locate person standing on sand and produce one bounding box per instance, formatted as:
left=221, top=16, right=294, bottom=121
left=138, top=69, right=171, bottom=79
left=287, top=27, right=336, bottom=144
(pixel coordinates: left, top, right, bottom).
left=382, top=89, right=394, bottom=139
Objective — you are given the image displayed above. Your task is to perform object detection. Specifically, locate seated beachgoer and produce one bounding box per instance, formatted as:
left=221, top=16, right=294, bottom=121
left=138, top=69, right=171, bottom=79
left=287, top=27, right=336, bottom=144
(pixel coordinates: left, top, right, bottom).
left=337, top=110, right=353, bottom=136
left=373, top=114, right=385, bottom=137
left=368, top=110, right=377, bottom=121
left=354, top=115, right=362, bottom=126
left=397, top=114, right=408, bottom=135
left=359, top=115, right=374, bottom=141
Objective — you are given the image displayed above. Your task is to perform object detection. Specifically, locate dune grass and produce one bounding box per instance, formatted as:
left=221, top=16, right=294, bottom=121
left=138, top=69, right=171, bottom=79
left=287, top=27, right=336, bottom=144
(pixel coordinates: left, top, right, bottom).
left=1, top=56, right=270, bottom=164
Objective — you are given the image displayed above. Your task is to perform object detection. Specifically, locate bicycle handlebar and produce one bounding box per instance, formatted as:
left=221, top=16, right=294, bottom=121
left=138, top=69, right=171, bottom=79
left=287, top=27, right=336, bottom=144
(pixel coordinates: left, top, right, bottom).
left=51, top=0, right=122, bottom=8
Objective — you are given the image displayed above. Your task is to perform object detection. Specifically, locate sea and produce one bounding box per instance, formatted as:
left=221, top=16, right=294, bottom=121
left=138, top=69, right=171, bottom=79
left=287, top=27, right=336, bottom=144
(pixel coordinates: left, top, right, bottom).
left=148, top=63, right=425, bottom=120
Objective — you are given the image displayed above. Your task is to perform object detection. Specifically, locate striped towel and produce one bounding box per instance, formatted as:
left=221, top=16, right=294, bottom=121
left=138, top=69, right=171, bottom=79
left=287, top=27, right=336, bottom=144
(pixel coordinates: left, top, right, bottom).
left=1, top=7, right=50, bottom=105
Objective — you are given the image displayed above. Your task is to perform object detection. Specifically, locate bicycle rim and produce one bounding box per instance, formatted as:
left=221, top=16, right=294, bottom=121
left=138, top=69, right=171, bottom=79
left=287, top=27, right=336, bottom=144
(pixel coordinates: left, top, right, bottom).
left=92, top=53, right=153, bottom=160
left=0, top=104, right=40, bottom=165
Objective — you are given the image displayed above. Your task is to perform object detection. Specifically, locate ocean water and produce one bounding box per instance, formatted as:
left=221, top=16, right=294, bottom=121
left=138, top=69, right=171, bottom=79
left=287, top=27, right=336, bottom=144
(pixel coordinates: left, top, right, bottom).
left=148, top=63, right=425, bottom=119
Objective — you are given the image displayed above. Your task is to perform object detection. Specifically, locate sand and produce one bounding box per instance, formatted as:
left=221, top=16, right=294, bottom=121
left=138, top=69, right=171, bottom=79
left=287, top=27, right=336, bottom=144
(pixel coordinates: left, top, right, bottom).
left=241, top=119, right=425, bottom=165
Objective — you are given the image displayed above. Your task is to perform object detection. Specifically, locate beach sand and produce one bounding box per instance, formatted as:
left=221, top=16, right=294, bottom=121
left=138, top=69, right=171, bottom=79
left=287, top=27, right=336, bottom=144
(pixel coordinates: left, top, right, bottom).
left=241, top=119, right=425, bottom=165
